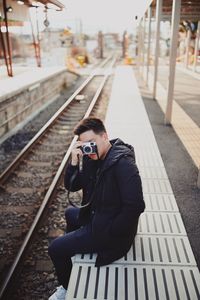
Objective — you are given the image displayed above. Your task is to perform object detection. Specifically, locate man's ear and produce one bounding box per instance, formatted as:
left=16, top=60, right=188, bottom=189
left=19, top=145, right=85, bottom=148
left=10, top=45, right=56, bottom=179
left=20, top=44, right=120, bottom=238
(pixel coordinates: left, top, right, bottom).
left=103, top=132, right=109, bottom=141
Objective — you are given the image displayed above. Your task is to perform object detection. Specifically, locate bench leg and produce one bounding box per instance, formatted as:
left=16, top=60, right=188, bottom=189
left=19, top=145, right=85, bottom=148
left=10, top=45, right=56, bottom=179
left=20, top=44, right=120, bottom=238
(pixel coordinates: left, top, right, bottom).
left=198, top=168, right=200, bottom=189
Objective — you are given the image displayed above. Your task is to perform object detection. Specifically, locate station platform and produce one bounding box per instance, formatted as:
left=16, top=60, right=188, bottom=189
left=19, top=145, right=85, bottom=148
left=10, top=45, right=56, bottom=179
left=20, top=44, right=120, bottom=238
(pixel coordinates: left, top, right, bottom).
left=66, top=66, right=200, bottom=299
left=0, top=65, right=69, bottom=102
left=0, top=65, right=78, bottom=142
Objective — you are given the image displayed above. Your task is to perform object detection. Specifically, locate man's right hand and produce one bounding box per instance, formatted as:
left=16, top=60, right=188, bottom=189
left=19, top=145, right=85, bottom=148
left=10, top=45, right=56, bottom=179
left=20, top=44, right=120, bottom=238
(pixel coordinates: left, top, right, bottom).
left=71, top=141, right=83, bottom=166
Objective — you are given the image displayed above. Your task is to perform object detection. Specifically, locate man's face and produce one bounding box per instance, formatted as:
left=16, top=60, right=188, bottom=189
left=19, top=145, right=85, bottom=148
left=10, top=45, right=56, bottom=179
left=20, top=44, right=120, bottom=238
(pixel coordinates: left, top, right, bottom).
left=79, top=130, right=109, bottom=160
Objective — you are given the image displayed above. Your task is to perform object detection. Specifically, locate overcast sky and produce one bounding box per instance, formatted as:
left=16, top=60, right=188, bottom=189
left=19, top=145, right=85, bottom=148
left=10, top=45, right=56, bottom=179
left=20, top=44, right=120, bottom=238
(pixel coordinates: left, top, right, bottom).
left=45, top=0, right=152, bottom=34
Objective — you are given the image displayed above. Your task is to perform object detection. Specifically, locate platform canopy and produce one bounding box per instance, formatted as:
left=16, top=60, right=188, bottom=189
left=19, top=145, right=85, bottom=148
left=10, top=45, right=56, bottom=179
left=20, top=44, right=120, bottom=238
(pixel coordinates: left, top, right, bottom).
left=26, top=0, right=65, bottom=9
left=0, top=0, right=65, bottom=77
left=0, top=0, right=65, bottom=20
left=151, top=0, right=200, bottom=21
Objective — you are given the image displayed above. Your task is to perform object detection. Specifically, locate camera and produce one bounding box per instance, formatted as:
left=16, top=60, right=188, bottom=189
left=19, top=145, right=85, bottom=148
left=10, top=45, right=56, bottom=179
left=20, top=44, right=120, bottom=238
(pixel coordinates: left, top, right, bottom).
left=80, top=142, right=97, bottom=155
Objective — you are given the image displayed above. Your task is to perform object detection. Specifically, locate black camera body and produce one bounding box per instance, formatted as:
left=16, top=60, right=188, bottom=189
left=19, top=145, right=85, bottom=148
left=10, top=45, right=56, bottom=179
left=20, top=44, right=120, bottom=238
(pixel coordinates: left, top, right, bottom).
left=81, top=142, right=97, bottom=155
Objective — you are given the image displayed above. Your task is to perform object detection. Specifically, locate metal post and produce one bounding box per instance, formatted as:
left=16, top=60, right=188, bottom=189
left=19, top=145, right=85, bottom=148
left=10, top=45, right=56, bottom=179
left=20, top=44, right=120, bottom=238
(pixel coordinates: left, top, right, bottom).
left=142, top=16, right=146, bottom=75
left=164, top=0, right=181, bottom=125
left=29, top=8, right=41, bottom=67
left=2, top=0, right=13, bottom=76
left=139, top=17, right=143, bottom=71
left=137, top=20, right=142, bottom=72
left=0, top=21, right=10, bottom=75
left=198, top=168, right=200, bottom=189
left=98, top=31, right=103, bottom=59
left=185, top=29, right=191, bottom=68
left=153, top=0, right=162, bottom=99
left=146, top=6, right=152, bottom=84
left=140, top=18, right=144, bottom=76
left=35, top=7, right=41, bottom=67
left=193, top=21, right=200, bottom=72
left=122, top=30, right=127, bottom=59
left=79, top=19, right=83, bottom=47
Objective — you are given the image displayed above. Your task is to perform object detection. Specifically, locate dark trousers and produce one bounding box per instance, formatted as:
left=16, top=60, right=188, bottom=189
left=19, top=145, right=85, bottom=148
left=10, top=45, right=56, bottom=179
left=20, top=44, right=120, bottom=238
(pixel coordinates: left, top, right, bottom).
left=48, top=207, right=105, bottom=289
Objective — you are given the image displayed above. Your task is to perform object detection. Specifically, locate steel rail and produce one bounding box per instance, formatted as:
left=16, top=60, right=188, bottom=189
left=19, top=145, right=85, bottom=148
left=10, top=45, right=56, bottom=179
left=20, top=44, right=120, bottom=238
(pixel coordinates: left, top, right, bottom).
left=97, top=55, right=112, bottom=68
left=0, top=56, right=117, bottom=298
left=0, top=56, right=110, bottom=113
left=0, top=74, right=94, bottom=186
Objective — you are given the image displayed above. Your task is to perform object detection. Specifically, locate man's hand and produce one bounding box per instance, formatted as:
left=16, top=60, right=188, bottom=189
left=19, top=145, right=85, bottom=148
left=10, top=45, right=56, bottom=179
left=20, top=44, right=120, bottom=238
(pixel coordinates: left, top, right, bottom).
left=71, top=141, right=83, bottom=166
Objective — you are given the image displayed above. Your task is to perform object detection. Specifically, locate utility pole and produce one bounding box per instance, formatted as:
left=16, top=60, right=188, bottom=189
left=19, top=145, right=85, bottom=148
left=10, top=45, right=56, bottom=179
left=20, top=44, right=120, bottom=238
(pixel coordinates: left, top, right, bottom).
left=98, top=31, right=103, bottom=59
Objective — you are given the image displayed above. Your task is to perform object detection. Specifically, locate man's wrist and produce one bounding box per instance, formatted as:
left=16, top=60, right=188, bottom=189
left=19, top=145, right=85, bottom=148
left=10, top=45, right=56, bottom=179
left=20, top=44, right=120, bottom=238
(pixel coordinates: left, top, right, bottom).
left=71, top=160, right=78, bottom=166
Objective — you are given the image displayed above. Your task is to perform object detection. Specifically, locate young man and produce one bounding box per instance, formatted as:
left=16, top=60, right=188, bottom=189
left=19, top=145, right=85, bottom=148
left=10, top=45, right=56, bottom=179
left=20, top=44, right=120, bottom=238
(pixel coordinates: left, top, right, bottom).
left=48, top=117, right=145, bottom=300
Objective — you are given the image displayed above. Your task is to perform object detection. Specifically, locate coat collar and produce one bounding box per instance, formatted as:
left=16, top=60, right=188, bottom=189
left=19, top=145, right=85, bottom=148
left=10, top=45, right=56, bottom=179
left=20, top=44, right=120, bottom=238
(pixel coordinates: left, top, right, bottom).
left=99, top=138, right=135, bottom=173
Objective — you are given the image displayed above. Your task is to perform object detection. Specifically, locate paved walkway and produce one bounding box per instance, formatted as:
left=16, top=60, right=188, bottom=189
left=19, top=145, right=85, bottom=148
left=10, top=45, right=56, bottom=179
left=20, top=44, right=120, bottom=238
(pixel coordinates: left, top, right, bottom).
left=145, top=65, right=200, bottom=184
left=154, top=65, right=200, bottom=127
left=66, top=66, right=200, bottom=299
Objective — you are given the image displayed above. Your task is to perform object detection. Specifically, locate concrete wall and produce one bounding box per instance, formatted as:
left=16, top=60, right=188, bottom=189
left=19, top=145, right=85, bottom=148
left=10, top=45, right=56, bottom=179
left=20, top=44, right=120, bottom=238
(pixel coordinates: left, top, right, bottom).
left=0, top=69, right=77, bottom=141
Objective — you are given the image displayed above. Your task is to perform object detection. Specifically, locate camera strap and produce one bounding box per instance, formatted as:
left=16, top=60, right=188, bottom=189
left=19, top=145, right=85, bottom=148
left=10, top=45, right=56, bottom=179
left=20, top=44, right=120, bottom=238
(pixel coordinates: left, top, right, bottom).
left=67, top=161, right=102, bottom=209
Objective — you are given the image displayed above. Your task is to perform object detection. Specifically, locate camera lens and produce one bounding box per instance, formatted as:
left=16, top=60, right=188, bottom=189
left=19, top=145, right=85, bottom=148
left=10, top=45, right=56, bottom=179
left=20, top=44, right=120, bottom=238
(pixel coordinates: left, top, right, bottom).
left=83, top=145, right=92, bottom=154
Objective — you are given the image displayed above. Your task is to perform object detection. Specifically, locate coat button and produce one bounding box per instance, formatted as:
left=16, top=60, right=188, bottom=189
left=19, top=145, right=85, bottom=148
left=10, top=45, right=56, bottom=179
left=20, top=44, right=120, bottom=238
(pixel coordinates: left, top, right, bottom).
left=91, top=210, right=95, bottom=215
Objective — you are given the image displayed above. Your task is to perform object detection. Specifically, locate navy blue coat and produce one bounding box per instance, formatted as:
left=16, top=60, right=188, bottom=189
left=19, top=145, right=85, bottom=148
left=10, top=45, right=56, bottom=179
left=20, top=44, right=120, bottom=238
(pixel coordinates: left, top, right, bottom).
left=64, top=138, right=145, bottom=266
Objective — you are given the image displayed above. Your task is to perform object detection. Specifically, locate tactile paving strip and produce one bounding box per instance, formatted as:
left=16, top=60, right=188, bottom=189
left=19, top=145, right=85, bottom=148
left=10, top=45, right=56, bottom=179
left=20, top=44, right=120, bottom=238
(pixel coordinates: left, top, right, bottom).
left=144, top=194, right=179, bottom=212
left=141, top=179, right=173, bottom=194
left=138, top=212, right=186, bottom=235
left=139, top=166, right=168, bottom=180
left=74, top=235, right=196, bottom=266
left=67, top=263, right=200, bottom=300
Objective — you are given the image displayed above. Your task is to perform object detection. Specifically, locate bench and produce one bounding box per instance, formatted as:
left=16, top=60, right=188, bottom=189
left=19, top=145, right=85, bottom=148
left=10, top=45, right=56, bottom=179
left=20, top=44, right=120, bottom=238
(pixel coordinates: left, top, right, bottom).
left=66, top=66, right=200, bottom=299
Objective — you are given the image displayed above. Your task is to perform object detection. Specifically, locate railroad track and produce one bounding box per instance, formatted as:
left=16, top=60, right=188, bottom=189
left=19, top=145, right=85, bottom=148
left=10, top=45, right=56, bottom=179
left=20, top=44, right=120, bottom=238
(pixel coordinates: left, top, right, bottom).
left=0, top=55, right=117, bottom=298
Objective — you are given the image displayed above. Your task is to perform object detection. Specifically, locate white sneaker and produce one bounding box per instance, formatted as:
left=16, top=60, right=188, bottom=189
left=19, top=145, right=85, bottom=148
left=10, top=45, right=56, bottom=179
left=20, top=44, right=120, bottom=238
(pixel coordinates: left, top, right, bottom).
left=49, top=286, right=67, bottom=300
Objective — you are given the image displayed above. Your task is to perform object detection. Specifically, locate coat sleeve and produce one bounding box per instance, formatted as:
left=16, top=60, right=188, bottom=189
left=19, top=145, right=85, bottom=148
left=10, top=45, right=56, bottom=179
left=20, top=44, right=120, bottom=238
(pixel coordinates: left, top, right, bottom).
left=110, top=156, right=145, bottom=236
left=64, top=163, right=82, bottom=192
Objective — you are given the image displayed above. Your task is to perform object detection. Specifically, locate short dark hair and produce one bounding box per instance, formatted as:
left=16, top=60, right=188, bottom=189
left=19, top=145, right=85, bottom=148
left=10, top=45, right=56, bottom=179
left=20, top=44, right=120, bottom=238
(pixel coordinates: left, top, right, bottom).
left=74, top=117, right=106, bottom=136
